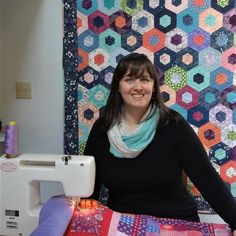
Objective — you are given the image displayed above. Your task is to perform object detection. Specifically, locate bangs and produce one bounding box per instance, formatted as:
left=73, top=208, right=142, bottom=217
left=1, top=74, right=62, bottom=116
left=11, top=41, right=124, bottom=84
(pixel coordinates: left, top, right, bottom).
left=115, top=53, right=157, bottom=82
left=125, top=61, right=153, bottom=77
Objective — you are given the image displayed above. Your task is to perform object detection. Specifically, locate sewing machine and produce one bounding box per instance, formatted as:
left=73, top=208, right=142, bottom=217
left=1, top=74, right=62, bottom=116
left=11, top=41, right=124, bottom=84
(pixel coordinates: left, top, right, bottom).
left=0, top=153, right=95, bottom=236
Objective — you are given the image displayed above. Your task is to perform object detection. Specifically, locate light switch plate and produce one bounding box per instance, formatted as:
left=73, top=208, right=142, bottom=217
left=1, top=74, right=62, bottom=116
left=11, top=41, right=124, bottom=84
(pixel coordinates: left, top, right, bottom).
left=15, top=81, right=32, bottom=99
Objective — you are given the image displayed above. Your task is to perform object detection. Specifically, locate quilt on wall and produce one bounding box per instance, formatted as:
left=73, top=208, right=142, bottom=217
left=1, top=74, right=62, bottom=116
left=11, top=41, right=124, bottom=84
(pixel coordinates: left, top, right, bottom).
left=64, top=0, right=236, bottom=212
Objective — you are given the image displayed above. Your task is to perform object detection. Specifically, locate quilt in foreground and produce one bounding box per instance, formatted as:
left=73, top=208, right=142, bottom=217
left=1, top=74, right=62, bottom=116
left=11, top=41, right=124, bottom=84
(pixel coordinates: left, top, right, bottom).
left=65, top=204, right=232, bottom=236
left=31, top=196, right=232, bottom=236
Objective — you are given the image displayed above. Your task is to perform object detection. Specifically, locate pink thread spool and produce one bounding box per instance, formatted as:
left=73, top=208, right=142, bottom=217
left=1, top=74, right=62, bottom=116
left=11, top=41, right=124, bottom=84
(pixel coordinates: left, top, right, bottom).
left=4, top=121, right=19, bottom=158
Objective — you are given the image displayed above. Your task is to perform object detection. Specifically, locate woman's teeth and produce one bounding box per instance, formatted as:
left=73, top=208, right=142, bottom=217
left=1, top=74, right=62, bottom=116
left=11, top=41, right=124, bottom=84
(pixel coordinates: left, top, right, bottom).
left=132, top=94, right=144, bottom=98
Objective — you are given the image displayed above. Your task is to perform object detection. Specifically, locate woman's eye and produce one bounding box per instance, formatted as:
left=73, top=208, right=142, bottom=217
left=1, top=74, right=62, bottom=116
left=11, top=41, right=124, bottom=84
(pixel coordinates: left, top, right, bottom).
left=124, top=77, right=133, bottom=82
left=140, top=77, right=151, bottom=82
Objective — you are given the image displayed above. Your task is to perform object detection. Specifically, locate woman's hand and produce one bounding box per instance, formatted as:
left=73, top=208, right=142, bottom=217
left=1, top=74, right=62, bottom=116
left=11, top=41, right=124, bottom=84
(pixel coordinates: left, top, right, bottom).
left=79, top=199, right=99, bottom=209
left=233, top=229, right=236, bottom=236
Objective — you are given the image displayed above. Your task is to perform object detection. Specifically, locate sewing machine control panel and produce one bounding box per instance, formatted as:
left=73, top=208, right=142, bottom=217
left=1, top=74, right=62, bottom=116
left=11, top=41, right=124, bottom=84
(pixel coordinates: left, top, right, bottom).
left=5, top=210, right=19, bottom=217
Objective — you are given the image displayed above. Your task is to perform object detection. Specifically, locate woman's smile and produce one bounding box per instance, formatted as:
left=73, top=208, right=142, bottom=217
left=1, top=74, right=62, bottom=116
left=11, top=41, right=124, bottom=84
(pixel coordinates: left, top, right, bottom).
left=131, top=93, right=144, bottom=99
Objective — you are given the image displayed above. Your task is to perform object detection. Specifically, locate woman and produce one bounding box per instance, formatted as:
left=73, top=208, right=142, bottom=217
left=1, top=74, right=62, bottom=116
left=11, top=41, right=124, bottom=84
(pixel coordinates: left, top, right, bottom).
left=83, top=53, right=236, bottom=233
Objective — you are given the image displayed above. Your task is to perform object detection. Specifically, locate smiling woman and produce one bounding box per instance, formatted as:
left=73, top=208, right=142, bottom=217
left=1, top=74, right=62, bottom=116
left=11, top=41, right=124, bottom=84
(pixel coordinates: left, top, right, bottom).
left=83, top=53, right=236, bottom=234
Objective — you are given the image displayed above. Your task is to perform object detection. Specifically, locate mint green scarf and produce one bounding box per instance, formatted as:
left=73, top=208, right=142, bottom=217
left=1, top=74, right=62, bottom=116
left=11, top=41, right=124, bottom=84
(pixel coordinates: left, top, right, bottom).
left=107, top=107, right=159, bottom=158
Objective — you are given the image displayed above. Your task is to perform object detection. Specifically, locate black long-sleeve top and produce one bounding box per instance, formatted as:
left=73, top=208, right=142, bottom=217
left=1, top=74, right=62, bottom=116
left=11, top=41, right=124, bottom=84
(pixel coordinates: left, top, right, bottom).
left=84, top=116, right=236, bottom=230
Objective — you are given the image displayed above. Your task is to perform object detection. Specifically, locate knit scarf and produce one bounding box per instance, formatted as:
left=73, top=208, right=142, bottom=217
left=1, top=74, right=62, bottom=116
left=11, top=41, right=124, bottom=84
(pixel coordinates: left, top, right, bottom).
left=107, top=107, right=159, bottom=158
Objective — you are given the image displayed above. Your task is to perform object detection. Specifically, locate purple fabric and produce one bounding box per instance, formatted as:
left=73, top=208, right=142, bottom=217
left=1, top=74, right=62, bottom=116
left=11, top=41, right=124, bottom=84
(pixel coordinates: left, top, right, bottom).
left=30, top=196, right=74, bottom=236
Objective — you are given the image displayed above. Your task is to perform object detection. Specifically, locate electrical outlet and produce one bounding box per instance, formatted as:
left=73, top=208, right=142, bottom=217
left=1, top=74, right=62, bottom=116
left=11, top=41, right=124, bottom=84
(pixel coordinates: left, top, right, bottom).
left=15, top=81, right=32, bottom=99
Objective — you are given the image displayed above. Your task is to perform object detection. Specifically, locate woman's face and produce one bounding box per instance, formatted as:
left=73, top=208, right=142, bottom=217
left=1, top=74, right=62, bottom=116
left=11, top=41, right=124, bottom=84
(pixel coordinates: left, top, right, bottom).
left=119, top=69, right=154, bottom=112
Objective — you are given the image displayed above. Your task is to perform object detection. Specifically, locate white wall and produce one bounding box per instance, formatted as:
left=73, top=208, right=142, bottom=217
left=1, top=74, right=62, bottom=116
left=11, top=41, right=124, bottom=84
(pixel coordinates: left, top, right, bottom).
left=0, top=0, right=3, bottom=119
left=1, top=0, right=64, bottom=154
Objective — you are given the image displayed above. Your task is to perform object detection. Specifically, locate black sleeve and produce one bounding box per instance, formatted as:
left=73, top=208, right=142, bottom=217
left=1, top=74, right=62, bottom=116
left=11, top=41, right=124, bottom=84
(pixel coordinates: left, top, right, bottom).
left=83, top=119, right=102, bottom=200
left=175, top=118, right=236, bottom=231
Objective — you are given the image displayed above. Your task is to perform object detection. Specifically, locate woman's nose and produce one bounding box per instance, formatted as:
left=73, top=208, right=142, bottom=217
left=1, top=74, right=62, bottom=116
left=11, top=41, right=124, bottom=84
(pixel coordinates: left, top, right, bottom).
left=133, top=79, right=142, bottom=89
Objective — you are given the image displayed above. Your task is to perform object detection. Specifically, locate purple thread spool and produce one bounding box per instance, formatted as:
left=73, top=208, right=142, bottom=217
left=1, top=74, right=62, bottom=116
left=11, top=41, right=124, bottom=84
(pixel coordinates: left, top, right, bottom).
left=4, top=121, right=19, bottom=158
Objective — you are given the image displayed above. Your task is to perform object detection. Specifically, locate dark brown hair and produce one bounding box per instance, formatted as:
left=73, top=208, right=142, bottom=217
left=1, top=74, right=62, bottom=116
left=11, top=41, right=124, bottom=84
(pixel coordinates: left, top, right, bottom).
left=99, top=53, right=180, bottom=132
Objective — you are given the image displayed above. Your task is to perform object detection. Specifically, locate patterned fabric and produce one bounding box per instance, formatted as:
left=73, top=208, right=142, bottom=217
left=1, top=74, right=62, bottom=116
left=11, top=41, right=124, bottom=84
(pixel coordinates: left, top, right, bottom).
left=64, top=0, right=79, bottom=155
left=65, top=204, right=232, bottom=236
left=63, top=0, right=236, bottom=211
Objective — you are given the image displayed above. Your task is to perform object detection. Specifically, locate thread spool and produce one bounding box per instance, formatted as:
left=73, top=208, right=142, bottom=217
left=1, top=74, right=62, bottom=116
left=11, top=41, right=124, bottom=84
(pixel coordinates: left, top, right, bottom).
left=4, top=121, right=19, bottom=158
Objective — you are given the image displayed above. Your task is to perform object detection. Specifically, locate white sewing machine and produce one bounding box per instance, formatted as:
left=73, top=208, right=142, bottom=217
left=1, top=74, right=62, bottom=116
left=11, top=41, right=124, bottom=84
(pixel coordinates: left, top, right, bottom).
left=0, top=153, right=95, bottom=236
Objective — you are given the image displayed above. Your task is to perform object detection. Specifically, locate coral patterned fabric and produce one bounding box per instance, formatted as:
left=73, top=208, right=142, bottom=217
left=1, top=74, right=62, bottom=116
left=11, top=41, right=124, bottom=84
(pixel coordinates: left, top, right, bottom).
left=65, top=204, right=232, bottom=236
